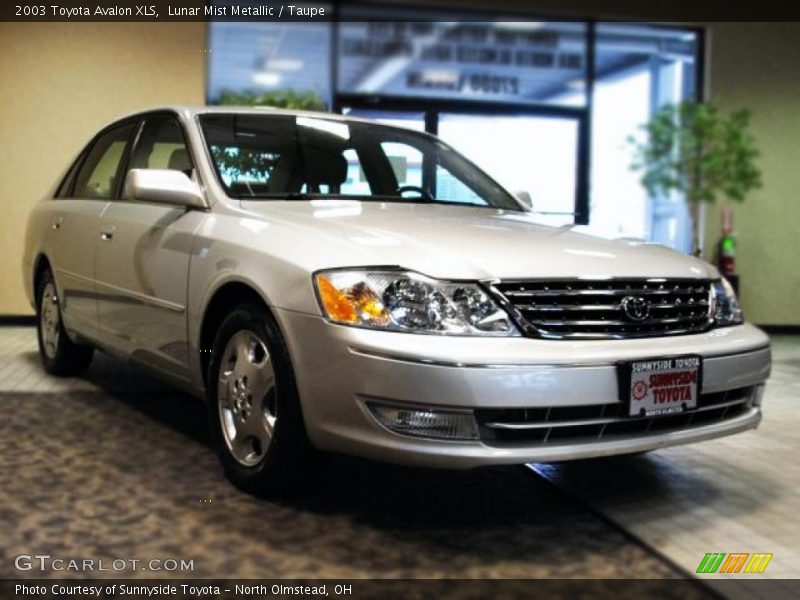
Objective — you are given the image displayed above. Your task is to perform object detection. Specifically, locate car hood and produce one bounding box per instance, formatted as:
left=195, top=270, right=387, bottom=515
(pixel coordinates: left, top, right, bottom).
left=238, top=200, right=718, bottom=280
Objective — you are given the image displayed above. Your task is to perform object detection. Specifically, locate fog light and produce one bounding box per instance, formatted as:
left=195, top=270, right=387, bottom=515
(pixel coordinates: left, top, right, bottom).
left=366, top=402, right=479, bottom=440
left=753, top=385, right=766, bottom=407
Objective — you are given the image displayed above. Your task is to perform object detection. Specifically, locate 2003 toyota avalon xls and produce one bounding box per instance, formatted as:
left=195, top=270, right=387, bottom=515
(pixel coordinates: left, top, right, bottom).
left=23, top=107, right=771, bottom=492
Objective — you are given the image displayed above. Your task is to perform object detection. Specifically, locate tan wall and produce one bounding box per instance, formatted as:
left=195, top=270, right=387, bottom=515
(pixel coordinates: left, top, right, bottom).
left=0, top=22, right=205, bottom=315
left=1, top=19, right=798, bottom=325
left=704, top=23, right=800, bottom=325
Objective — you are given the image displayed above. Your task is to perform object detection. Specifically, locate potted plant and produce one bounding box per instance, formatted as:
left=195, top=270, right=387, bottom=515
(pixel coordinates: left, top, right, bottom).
left=629, top=101, right=762, bottom=256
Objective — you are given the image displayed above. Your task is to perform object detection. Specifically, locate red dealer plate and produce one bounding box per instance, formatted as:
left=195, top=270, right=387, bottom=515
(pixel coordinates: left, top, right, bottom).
left=626, top=356, right=701, bottom=417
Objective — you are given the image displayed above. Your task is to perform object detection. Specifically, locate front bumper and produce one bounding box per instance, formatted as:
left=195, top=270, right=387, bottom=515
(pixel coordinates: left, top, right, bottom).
left=276, top=309, right=771, bottom=468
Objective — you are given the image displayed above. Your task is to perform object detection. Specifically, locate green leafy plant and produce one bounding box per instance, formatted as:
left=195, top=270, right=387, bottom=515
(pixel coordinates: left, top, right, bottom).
left=216, top=89, right=327, bottom=111
left=629, top=101, right=762, bottom=255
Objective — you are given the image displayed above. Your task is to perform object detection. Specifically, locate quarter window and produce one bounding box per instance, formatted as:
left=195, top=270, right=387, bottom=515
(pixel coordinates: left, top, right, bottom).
left=73, top=123, right=137, bottom=199
left=129, top=115, right=193, bottom=176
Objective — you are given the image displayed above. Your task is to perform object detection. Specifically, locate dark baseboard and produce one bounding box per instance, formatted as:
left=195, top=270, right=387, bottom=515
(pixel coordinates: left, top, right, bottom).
left=759, top=324, right=800, bottom=335
left=0, top=315, right=36, bottom=326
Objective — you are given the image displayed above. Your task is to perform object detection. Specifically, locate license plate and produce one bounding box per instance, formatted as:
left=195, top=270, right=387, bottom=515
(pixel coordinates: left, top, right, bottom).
left=624, top=356, right=701, bottom=417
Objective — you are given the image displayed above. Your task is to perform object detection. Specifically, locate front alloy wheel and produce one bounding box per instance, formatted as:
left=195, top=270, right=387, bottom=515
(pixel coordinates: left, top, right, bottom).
left=207, top=303, right=314, bottom=495
left=217, top=330, right=278, bottom=467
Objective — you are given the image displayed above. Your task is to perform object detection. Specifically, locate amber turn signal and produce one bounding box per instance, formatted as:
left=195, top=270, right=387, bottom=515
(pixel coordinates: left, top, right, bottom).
left=316, top=275, right=359, bottom=323
left=315, top=274, right=391, bottom=326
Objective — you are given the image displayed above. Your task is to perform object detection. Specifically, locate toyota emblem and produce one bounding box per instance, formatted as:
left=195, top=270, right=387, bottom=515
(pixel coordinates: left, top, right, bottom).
left=621, top=295, right=651, bottom=322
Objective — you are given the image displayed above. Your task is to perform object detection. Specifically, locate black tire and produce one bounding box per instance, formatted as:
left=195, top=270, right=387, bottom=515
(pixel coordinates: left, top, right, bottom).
left=207, top=302, right=315, bottom=496
left=36, top=268, right=93, bottom=376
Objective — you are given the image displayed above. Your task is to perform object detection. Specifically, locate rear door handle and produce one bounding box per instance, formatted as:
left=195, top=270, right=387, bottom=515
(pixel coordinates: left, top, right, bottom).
left=52, top=217, right=63, bottom=230
left=100, top=226, right=115, bottom=241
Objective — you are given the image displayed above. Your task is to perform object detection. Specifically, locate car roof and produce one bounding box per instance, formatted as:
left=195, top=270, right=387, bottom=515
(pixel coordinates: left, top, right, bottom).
left=109, top=105, right=414, bottom=130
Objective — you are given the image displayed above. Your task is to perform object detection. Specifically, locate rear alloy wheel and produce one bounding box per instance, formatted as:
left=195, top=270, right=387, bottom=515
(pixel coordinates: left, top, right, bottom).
left=40, top=280, right=61, bottom=360
left=36, top=269, right=93, bottom=376
left=207, top=303, right=314, bottom=495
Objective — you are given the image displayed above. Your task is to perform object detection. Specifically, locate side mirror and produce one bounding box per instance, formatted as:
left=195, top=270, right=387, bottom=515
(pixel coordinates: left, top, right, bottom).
left=124, top=169, right=206, bottom=209
left=514, top=190, right=533, bottom=211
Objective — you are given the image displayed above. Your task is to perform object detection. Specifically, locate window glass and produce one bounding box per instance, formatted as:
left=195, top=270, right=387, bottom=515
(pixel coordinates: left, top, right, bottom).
left=199, top=114, right=520, bottom=210
left=438, top=113, right=579, bottom=224
left=207, top=21, right=332, bottom=106
left=342, top=109, right=426, bottom=133
left=129, top=116, right=193, bottom=176
left=380, top=142, right=422, bottom=188
left=338, top=17, right=587, bottom=107
left=435, top=165, right=484, bottom=205
left=334, top=148, right=371, bottom=195
left=55, top=151, right=86, bottom=198
left=73, top=123, right=137, bottom=199
left=204, top=115, right=296, bottom=196
left=587, top=24, right=699, bottom=251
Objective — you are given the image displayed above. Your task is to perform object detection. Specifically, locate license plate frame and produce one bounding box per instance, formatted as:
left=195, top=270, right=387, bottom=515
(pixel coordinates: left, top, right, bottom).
left=618, top=355, right=703, bottom=418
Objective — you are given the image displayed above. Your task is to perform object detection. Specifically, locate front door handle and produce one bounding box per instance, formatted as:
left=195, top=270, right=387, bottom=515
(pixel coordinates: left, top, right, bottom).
left=100, top=226, right=115, bottom=241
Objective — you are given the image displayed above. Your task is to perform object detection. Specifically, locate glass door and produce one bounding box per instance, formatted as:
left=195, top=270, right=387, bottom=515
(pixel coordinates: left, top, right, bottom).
left=437, top=113, right=580, bottom=226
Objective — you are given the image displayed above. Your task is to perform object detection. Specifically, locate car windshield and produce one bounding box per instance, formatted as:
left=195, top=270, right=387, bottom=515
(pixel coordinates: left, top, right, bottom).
left=198, top=113, right=522, bottom=210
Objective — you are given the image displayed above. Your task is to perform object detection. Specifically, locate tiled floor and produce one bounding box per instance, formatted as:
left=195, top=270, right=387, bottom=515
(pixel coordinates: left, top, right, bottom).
left=0, top=327, right=171, bottom=395
left=0, top=326, right=797, bottom=593
left=535, top=335, right=800, bottom=596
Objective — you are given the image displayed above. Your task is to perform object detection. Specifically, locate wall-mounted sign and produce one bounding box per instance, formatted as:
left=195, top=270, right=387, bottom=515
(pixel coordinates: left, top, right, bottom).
left=337, top=22, right=587, bottom=106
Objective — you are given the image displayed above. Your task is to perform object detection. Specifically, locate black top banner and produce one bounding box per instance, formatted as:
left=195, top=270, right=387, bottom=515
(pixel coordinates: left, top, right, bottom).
left=3, top=0, right=800, bottom=22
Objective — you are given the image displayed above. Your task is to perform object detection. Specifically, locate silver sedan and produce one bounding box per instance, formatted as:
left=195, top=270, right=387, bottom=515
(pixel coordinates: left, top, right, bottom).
left=23, top=107, right=771, bottom=493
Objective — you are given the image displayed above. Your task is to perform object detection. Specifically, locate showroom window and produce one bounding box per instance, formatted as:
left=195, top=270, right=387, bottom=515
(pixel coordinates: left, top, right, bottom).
left=207, top=21, right=333, bottom=105
left=590, top=24, right=700, bottom=251
left=207, top=15, right=702, bottom=249
left=336, top=19, right=588, bottom=107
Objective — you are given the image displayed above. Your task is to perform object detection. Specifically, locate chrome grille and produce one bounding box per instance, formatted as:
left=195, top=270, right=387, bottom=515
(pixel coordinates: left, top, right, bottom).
left=475, top=387, right=755, bottom=446
left=493, top=279, right=713, bottom=339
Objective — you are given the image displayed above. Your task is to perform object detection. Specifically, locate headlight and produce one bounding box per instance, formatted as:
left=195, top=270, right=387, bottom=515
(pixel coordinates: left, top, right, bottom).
left=314, top=269, right=519, bottom=336
left=711, top=277, right=744, bottom=326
